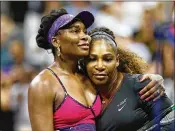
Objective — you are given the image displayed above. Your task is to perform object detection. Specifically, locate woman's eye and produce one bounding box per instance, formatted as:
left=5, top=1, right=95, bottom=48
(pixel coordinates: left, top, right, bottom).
left=89, top=57, right=96, bottom=61
left=104, top=58, right=113, bottom=62
left=75, top=30, right=80, bottom=33
left=70, top=29, right=79, bottom=33
left=73, top=30, right=79, bottom=33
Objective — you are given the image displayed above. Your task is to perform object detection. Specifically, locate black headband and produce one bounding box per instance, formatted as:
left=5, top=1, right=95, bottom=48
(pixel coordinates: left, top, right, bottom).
left=90, top=31, right=117, bottom=47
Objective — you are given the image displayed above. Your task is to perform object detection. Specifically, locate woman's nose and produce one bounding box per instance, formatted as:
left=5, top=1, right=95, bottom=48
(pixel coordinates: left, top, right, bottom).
left=80, top=33, right=91, bottom=42
left=81, top=34, right=89, bottom=41
left=95, top=61, right=105, bottom=71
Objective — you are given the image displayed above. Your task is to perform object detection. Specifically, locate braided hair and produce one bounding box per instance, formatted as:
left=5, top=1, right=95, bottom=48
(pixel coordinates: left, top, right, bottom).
left=36, top=8, right=68, bottom=57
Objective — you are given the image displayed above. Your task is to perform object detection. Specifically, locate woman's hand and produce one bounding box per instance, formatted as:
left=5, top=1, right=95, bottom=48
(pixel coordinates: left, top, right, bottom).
left=139, top=74, right=165, bottom=102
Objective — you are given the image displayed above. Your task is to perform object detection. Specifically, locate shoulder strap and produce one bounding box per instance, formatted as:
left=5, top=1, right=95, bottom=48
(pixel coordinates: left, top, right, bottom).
left=47, top=67, right=67, bottom=93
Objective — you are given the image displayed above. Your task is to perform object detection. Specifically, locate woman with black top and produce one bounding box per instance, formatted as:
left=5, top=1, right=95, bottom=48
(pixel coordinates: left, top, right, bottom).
left=83, top=27, right=175, bottom=131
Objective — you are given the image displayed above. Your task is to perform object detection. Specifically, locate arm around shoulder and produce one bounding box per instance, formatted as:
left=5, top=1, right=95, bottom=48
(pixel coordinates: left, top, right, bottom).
left=28, top=74, right=55, bottom=131
left=134, top=74, right=174, bottom=130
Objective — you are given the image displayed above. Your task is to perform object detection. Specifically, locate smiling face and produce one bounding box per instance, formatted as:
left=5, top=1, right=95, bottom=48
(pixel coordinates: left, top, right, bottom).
left=86, top=39, right=119, bottom=85
left=53, top=21, right=91, bottom=57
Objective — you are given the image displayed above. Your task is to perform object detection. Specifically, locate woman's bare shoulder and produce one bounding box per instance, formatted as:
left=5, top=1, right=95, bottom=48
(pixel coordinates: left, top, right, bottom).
left=29, top=69, right=56, bottom=96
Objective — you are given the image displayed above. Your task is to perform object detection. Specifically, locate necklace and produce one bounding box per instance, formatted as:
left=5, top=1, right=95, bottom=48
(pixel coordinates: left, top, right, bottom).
left=100, top=71, right=118, bottom=100
left=106, top=71, right=118, bottom=98
left=101, top=72, right=124, bottom=112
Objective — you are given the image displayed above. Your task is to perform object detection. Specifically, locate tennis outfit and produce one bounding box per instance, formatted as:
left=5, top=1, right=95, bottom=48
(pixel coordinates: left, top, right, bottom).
left=96, top=74, right=173, bottom=131
left=47, top=68, right=102, bottom=131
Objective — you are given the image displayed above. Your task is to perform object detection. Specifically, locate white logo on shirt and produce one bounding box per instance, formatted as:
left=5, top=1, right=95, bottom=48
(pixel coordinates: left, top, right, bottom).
left=117, top=98, right=127, bottom=112
left=118, top=103, right=126, bottom=111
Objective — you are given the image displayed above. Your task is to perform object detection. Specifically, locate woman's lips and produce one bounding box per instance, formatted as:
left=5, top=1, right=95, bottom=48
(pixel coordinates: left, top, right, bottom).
left=93, top=73, right=107, bottom=79
left=78, top=43, right=89, bottom=50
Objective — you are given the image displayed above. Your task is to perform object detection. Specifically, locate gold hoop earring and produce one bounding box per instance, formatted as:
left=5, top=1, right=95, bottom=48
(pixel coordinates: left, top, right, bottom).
left=57, top=47, right=61, bottom=56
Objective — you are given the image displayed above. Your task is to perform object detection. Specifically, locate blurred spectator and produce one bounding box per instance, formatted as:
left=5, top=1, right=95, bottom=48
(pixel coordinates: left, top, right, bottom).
left=9, top=39, right=36, bottom=83
left=23, top=2, right=59, bottom=69
left=149, top=3, right=174, bottom=103
left=1, top=37, right=36, bottom=131
left=9, top=1, right=28, bottom=23
left=1, top=67, right=32, bottom=131
left=64, top=1, right=97, bottom=17
left=64, top=1, right=98, bottom=30
left=0, top=1, right=174, bottom=130
left=1, top=71, right=15, bottom=131
left=125, top=32, right=152, bottom=63
left=1, top=14, right=24, bottom=73
left=121, top=2, right=145, bottom=31
left=10, top=67, right=32, bottom=131
left=9, top=40, right=25, bottom=66
left=1, top=1, right=10, bottom=15
left=134, top=9, right=156, bottom=55
left=27, top=1, right=43, bottom=13
left=95, top=2, right=131, bottom=37
left=159, top=4, right=174, bottom=103
left=43, top=1, right=62, bottom=15
left=162, top=41, right=174, bottom=103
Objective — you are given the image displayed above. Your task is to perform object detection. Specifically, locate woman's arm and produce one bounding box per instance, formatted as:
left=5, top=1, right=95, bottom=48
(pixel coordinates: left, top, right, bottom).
left=28, top=75, right=55, bottom=131
left=134, top=75, right=174, bottom=130
left=138, top=74, right=165, bottom=101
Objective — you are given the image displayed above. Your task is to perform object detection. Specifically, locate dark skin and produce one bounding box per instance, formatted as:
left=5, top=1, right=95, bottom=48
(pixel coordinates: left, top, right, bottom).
left=86, top=39, right=164, bottom=105
left=28, top=21, right=96, bottom=131
left=86, top=39, right=123, bottom=102
left=28, top=21, right=165, bottom=131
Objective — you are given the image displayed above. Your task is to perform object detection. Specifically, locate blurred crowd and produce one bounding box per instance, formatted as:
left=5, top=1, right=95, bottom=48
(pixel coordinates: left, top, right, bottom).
left=1, top=1, right=174, bottom=131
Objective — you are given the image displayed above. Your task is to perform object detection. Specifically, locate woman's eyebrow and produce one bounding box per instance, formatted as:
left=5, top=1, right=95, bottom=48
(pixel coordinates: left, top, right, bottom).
left=103, top=53, right=114, bottom=56
left=69, top=25, right=80, bottom=29
left=89, top=54, right=96, bottom=57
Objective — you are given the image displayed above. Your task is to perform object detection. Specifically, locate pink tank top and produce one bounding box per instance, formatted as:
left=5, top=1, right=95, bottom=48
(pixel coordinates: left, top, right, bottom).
left=47, top=68, right=102, bottom=131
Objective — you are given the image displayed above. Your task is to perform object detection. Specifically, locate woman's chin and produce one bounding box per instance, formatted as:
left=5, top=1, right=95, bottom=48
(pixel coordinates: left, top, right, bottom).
left=92, top=79, right=108, bottom=86
left=77, top=48, right=89, bottom=56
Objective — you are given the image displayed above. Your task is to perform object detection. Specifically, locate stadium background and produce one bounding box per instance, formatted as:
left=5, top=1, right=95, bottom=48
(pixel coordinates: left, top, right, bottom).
left=1, top=1, right=174, bottom=131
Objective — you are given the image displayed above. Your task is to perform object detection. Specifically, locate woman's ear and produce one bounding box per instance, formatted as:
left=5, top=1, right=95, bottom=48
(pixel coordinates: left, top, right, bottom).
left=116, top=54, right=119, bottom=67
left=51, top=36, right=60, bottom=48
